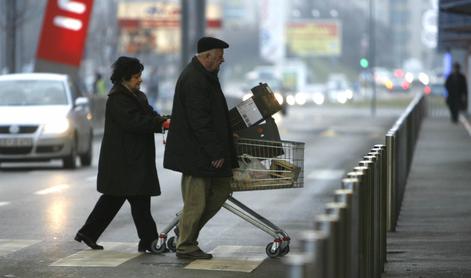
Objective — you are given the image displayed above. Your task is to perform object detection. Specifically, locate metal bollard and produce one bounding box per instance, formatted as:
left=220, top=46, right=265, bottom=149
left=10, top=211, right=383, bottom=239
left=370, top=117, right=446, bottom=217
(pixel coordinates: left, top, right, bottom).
left=345, top=171, right=367, bottom=278
left=315, top=214, right=339, bottom=278
left=299, top=230, right=328, bottom=278
left=386, top=132, right=396, bottom=232
left=326, top=202, right=348, bottom=278
left=335, top=188, right=354, bottom=278
left=341, top=179, right=360, bottom=278
left=358, top=159, right=375, bottom=278
left=353, top=166, right=371, bottom=278
left=365, top=151, right=382, bottom=278
left=372, top=144, right=387, bottom=272
left=284, top=252, right=312, bottom=278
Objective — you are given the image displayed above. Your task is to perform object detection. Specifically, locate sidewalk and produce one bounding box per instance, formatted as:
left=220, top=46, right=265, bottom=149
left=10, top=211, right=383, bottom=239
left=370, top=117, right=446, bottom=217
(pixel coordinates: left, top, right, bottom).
left=383, top=115, right=471, bottom=277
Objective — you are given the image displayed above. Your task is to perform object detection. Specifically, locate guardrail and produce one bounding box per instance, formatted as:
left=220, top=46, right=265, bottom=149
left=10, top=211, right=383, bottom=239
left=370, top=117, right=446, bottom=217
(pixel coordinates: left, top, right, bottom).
left=284, top=94, right=427, bottom=278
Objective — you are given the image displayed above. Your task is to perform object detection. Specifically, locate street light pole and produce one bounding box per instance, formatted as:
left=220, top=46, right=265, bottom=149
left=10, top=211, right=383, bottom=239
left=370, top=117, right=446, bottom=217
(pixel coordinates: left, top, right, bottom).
left=180, top=0, right=206, bottom=70
left=6, top=0, right=17, bottom=73
left=369, top=0, right=376, bottom=116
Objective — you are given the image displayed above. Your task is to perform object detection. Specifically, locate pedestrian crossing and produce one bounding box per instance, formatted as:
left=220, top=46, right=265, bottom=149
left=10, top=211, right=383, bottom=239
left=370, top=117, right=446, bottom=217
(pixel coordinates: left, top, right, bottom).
left=0, top=239, right=267, bottom=273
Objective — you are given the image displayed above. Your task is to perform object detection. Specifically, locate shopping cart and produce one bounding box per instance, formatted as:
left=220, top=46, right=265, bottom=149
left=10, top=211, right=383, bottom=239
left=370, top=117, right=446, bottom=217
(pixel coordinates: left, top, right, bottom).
left=152, top=137, right=304, bottom=258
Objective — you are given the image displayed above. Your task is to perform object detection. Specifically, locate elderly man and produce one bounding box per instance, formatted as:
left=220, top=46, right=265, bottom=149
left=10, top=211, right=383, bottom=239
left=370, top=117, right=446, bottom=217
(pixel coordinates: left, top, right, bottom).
left=164, top=37, right=238, bottom=260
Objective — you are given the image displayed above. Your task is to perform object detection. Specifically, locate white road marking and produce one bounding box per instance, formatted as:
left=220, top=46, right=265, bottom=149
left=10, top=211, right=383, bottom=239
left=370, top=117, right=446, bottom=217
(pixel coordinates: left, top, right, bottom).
left=0, top=202, right=10, bottom=207
left=50, top=242, right=139, bottom=267
left=307, top=169, right=345, bottom=180
left=0, top=239, right=41, bottom=256
left=459, top=114, right=471, bottom=137
left=185, top=245, right=265, bottom=273
left=34, top=184, right=70, bottom=195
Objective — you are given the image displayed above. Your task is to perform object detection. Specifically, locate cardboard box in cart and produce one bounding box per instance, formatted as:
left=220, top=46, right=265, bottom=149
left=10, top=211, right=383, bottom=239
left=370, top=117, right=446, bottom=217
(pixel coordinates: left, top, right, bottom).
left=229, top=83, right=282, bottom=131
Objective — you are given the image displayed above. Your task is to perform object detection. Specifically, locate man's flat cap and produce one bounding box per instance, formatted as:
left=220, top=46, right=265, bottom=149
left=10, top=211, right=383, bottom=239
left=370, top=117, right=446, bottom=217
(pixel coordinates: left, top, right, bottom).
left=197, top=37, right=229, bottom=53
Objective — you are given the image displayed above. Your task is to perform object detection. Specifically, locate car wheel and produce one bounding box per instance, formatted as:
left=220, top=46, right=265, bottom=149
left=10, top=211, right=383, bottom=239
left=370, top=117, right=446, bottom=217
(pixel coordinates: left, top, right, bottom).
left=80, top=135, right=92, bottom=167
left=63, top=139, right=77, bottom=169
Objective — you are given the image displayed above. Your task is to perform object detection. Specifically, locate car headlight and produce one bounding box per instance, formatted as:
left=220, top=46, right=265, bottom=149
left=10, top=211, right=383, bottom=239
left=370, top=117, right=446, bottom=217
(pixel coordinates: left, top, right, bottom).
left=286, top=94, right=296, bottom=106
left=295, top=93, right=306, bottom=105
left=43, top=118, right=70, bottom=134
left=313, top=93, right=325, bottom=105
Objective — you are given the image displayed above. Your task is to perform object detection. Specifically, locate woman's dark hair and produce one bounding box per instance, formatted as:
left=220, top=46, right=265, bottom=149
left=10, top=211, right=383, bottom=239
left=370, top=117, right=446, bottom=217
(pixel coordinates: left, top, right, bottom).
left=110, top=56, right=144, bottom=85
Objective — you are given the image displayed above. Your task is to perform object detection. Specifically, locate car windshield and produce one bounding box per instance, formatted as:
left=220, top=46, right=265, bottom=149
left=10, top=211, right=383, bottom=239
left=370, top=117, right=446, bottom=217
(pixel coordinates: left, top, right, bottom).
left=0, top=80, right=68, bottom=106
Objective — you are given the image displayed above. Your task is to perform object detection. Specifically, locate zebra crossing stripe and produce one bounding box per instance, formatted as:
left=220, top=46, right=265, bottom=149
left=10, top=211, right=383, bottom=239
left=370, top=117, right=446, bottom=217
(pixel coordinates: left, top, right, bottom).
left=185, top=245, right=265, bottom=273
left=50, top=242, right=139, bottom=267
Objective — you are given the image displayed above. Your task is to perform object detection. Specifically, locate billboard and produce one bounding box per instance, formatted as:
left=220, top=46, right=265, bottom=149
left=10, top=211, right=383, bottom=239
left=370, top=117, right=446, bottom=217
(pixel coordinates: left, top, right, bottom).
left=117, top=2, right=221, bottom=55
left=286, top=20, right=342, bottom=57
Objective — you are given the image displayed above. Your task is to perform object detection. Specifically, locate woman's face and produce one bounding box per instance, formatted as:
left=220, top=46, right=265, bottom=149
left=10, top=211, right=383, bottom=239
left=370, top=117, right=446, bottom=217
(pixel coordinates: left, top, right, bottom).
left=123, top=72, right=142, bottom=92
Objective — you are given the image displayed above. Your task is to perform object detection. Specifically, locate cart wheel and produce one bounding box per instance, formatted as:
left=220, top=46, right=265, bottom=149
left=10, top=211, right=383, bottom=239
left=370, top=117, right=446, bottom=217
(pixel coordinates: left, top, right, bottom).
left=279, top=245, right=290, bottom=256
left=167, top=236, right=177, bottom=252
left=150, top=239, right=167, bottom=254
left=265, top=242, right=280, bottom=258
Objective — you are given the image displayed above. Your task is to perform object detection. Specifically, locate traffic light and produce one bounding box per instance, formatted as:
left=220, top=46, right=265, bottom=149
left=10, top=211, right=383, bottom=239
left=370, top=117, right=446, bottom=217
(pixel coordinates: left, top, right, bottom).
left=360, top=58, right=369, bottom=68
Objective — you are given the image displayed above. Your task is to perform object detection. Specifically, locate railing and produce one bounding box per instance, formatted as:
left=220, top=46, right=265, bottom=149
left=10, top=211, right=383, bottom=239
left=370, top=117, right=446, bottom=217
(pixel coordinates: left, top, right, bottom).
left=284, top=94, right=427, bottom=278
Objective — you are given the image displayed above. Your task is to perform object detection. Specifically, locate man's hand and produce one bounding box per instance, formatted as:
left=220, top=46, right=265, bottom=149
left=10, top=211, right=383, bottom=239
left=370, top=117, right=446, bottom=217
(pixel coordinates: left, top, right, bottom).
left=211, top=159, right=224, bottom=168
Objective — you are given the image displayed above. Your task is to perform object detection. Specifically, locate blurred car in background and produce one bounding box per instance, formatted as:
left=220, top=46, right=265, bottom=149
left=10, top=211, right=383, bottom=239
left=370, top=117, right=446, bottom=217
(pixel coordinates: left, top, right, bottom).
left=0, top=73, right=93, bottom=169
left=325, top=74, right=354, bottom=104
left=286, top=83, right=325, bottom=106
left=423, top=74, right=446, bottom=97
left=383, top=75, right=410, bottom=93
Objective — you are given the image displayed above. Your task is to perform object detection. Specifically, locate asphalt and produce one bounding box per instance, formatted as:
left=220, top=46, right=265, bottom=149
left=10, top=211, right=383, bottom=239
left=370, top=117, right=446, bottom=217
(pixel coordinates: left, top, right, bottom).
left=382, top=113, right=471, bottom=278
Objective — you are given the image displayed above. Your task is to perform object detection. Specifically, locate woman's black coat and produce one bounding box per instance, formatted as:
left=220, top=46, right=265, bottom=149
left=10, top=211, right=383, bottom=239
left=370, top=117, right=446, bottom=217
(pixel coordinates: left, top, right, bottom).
left=163, top=57, right=238, bottom=177
left=97, top=84, right=165, bottom=196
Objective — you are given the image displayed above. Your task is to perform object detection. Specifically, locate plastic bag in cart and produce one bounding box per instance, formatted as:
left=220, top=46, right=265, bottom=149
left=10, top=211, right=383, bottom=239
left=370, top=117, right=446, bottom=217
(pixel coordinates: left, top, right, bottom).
left=232, top=154, right=270, bottom=182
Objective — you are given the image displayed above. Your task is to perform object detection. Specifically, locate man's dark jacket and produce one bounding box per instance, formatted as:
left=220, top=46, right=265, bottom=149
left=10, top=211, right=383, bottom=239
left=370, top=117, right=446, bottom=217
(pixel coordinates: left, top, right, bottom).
left=445, top=72, right=468, bottom=110
left=164, top=57, right=237, bottom=177
left=97, top=84, right=165, bottom=196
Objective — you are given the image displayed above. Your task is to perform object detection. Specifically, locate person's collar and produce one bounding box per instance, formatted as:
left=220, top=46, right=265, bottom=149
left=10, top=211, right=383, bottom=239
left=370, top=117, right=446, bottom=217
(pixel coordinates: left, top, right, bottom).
left=121, top=82, right=136, bottom=94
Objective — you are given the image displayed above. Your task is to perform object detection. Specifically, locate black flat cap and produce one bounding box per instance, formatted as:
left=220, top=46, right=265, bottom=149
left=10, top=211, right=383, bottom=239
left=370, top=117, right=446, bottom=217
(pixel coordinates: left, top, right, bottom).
left=197, top=37, right=229, bottom=53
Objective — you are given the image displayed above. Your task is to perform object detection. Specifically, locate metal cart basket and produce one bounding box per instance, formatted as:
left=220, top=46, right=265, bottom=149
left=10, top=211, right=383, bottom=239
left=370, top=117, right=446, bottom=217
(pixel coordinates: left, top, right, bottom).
left=152, top=138, right=305, bottom=258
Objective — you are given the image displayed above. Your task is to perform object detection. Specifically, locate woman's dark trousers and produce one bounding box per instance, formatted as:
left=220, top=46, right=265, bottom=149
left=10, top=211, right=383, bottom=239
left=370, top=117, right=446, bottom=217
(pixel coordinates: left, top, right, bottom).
left=78, top=195, right=158, bottom=245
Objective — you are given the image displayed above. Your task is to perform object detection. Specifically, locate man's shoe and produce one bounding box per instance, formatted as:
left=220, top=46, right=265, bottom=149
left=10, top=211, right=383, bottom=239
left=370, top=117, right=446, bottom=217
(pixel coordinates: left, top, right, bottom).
left=176, top=249, right=213, bottom=260
left=74, top=232, right=104, bottom=250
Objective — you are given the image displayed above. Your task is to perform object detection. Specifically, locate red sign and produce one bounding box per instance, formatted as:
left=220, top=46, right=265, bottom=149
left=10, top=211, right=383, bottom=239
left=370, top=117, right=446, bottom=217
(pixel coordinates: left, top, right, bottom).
left=36, top=0, right=94, bottom=67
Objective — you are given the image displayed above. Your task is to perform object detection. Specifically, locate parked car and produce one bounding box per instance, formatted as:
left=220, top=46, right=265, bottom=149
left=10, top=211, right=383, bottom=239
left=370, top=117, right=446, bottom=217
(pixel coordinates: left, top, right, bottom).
left=0, top=73, right=93, bottom=169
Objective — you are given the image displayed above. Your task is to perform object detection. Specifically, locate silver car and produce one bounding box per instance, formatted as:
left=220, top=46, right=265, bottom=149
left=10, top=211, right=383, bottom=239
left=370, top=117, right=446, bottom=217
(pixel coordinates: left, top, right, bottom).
left=0, top=73, right=93, bottom=169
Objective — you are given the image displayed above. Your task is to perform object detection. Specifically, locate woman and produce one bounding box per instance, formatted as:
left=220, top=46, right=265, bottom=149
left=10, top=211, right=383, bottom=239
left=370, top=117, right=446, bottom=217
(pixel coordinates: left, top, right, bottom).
left=75, top=56, right=167, bottom=253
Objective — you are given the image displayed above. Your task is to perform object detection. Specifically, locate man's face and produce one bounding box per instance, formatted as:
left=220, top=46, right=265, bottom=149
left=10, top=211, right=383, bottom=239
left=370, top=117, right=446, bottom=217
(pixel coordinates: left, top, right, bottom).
left=208, top=49, right=224, bottom=72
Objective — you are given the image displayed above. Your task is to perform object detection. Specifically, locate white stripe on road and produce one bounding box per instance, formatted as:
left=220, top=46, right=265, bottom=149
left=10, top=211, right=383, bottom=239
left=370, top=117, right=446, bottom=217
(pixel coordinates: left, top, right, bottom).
left=459, top=114, right=471, bottom=137
left=50, top=242, right=139, bottom=267
left=307, top=169, right=345, bottom=180
left=185, top=245, right=265, bottom=273
left=34, top=184, right=70, bottom=195
left=0, top=202, right=10, bottom=207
